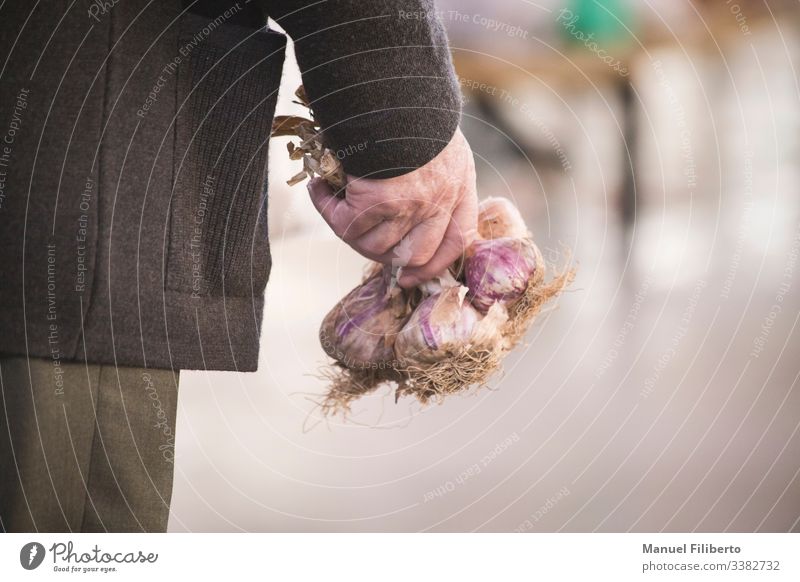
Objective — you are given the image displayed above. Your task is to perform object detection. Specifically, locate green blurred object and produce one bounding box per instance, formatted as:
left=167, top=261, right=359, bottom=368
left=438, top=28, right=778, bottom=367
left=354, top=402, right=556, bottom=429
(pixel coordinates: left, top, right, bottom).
left=559, top=0, right=635, bottom=47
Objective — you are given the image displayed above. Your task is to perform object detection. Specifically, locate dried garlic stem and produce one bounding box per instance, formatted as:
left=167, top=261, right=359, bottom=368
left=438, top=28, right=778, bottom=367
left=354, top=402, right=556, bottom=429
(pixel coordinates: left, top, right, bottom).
left=271, top=86, right=346, bottom=190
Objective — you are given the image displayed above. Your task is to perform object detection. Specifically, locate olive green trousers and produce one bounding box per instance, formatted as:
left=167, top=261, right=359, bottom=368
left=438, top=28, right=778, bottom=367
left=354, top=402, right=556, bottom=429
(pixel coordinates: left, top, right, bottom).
left=0, top=356, right=179, bottom=532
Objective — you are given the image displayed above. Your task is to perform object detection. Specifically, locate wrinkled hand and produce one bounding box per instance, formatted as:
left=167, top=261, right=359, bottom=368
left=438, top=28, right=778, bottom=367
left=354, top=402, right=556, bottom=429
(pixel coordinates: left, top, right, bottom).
left=308, top=128, right=478, bottom=289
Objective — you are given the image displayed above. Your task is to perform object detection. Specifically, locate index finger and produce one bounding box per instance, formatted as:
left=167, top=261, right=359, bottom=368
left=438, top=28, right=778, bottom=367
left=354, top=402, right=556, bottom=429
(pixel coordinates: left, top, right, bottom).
left=307, top=178, right=383, bottom=241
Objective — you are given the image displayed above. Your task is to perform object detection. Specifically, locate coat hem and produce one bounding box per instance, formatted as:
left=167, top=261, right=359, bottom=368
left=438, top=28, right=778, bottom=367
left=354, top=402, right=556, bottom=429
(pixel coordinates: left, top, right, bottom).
left=0, top=292, right=264, bottom=373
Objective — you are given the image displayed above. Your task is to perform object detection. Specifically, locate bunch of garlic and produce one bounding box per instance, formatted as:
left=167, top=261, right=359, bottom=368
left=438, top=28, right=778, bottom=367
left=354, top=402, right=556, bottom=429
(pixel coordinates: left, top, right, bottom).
left=317, top=197, right=573, bottom=414
left=270, top=89, right=573, bottom=415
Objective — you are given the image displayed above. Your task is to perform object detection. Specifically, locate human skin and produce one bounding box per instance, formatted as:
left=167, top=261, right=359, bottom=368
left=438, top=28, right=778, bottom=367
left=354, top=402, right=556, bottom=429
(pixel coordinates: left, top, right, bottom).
left=307, top=127, right=478, bottom=289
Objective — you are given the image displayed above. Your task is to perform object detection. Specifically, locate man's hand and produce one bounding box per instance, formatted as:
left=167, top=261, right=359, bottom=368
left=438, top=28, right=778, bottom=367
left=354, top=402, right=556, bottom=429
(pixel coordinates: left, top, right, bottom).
left=307, top=128, right=478, bottom=289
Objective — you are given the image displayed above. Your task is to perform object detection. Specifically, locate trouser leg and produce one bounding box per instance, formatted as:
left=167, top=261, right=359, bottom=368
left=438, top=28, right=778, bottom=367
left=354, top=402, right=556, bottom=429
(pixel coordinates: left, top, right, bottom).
left=0, top=356, right=179, bottom=532
left=80, top=364, right=179, bottom=532
left=0, top=356, right=100, bottom=532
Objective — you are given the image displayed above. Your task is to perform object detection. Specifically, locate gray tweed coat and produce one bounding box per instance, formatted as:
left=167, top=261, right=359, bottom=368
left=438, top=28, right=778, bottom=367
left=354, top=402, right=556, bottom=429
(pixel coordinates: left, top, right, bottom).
left=0, top=0, right=461, bottom=371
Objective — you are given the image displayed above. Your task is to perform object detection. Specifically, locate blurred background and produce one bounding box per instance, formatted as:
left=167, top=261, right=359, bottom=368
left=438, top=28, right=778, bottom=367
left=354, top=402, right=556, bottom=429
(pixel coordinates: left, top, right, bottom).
left=169, top=0, right=800, bottom=532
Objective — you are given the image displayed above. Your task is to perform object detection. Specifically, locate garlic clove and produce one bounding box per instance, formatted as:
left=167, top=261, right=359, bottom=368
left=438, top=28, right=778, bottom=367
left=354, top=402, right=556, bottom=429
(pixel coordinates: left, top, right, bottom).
left=465, top=237, right=540, bottom=313
left=477, top=197, right=530, bottom=240
left=395, top=286, right=493, bottom=366
left=320, top=270, right=410, bottom=369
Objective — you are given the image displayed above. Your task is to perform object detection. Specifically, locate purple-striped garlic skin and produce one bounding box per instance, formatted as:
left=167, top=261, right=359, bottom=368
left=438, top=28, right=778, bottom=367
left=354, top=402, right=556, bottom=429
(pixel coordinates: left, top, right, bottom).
left=320, top=269, right=409, bottom=369
left=465, top=237, right=538, bottom=313
left=395, top=286, right=480, bottom=365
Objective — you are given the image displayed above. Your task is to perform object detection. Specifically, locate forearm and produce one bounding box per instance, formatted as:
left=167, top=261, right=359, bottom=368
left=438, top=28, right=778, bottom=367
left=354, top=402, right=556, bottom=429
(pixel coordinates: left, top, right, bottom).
left=263, top=0, right=462, bottom=179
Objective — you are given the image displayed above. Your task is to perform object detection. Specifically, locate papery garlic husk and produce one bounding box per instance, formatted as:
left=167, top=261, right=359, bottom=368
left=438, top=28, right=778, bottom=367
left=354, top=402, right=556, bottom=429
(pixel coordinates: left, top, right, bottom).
left=477, top=197, right=530, bottom=240
left=394, top=285, right=509, bottom=403
left=318, top=266, right=414, bottom=415
left=320, top=271, right=404, bottom=368
left=465, top=237, right=544, bottom=313
left=395, top=286, right=479, bottom=365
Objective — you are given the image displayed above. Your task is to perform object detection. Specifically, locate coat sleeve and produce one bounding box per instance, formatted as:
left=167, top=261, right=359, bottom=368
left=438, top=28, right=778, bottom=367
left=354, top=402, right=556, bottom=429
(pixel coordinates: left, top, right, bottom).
left=261, top=0, right=463, bottom=179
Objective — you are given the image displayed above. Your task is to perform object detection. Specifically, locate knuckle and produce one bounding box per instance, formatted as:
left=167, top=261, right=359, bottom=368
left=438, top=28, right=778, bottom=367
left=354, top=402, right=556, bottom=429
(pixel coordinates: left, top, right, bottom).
left=373, top=239, right=396, bottom=256
left=405, top=250, right=434, bottom=268
left=336, top=220, right=362, bottom=243
left=339, top=227, right=359, bottom=243
left=359, top=241, right=386, bottom=259
left=347, top=241, right=372, bottom=260
left=392, top=200, right=415, bottom=220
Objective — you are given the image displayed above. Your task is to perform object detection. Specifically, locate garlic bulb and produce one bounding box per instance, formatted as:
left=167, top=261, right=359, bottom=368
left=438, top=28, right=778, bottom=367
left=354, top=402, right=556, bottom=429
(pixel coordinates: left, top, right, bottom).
left=395, top=284, right=508, bottom=366
left=395, top=286, right=476, bottom=365
left=465, top=237, right=542, bottom=313
left=319, top=268, right=410, bottom=369
left=477, top=197, right=530, bottom=240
